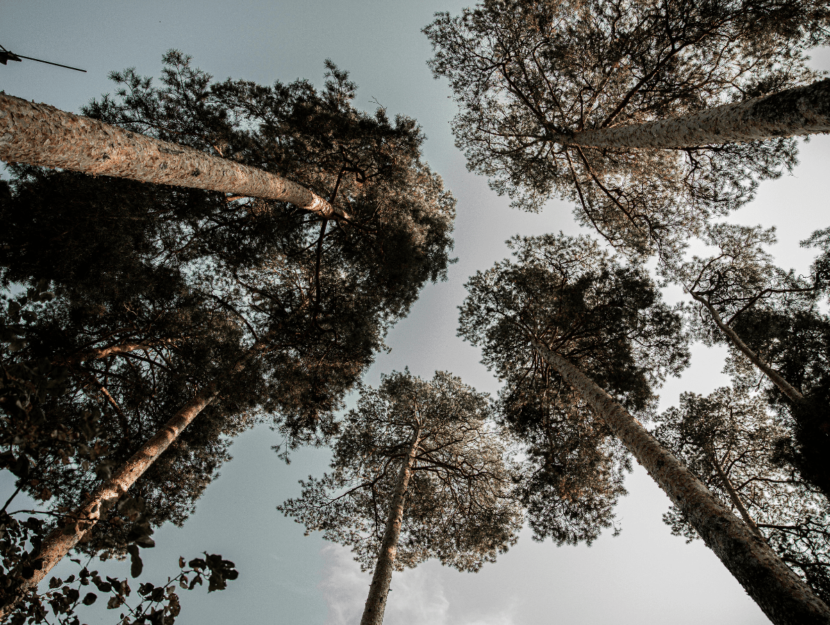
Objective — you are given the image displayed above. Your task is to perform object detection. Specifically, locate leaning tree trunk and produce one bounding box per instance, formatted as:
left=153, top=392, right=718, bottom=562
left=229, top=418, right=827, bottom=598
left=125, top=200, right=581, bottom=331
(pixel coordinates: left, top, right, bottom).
left=531, top=340, right=830, bottom=625
left=359, top=426, right=422, bottom=625
left=691, top=294, right=805, bottom=405
left=692, top=294, right=830, bottom=501
left=554, top=79, right=830, bottom=149
left=0, top=94, right=348, bottom=221
left=0, top=341, right=267, bottom=620
left=709, top=451, right=763, bottom=538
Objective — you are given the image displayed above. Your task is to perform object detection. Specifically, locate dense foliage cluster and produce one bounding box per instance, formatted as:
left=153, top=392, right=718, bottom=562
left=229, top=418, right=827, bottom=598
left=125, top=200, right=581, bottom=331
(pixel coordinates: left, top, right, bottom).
left=426, top=0, right=828, bottom=256
left=0, top=52, right=455, bottom=623
left=459, top=234, right=689, bottom=543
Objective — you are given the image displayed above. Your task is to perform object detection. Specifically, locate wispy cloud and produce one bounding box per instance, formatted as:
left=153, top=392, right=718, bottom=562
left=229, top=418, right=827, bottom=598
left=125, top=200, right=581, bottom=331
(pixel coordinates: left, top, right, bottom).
left=319, top=545, right=517, bottom=625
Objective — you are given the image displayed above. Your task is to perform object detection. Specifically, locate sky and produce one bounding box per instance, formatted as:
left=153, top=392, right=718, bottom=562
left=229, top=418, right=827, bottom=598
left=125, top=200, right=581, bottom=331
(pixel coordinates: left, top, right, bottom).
left=2, top=1, right=829, bottom=624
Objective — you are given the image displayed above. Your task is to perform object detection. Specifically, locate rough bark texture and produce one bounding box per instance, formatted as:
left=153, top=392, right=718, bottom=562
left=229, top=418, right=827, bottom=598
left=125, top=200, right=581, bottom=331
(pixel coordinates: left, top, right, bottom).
left=0, top=94, right=347, bottom=220
left=692, top=294, right=806, bottom=405
left=559, top=79, right=830, bottom=148
left=359, top=427, right=422, bottom=625
left=0, top=343, right=265, bottom=619
left=531, top=340, right=830, bottom=625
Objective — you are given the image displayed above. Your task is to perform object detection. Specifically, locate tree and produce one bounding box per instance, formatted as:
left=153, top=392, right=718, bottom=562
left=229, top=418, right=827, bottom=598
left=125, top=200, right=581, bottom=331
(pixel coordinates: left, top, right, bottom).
left=664, top=222, right=830, bottom=499
left=654, top=387, right=830, bottom=605
left=458, top=232, right=830, bottom=625
left=425, top=0, right=828, bottom=255
left=279, top=371, right=522, bottom=625
left=0, top=53, right=456, bottom=617
left=497, top=356, right=630, bottom=545
left=0, top=97, right=342, bottom=220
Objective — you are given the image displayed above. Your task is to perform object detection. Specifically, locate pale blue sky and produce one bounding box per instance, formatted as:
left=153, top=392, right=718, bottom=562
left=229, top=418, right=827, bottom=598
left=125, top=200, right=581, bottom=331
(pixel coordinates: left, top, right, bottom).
left=2, top=2, right=829, bottom=623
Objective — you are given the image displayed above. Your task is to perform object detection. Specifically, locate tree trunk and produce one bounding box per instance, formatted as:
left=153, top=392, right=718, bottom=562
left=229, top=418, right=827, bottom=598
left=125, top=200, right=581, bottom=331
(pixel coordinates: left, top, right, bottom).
left=531, top=340, right=830, bottom=625
left=0, top=342, right=266, bottom=619
left=556, top=79, right=830, bottom=149
left=710, top=450, right=763, bottom=538
left=691, top=293, right=805, bottom=406
left=0, top=94, right=348, bottom=221
left=359, top=427, right=422, bottom=625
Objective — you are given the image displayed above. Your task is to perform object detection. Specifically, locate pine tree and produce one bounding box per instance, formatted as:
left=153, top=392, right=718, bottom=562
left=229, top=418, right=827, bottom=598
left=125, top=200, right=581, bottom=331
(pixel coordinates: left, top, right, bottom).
left=458, top=232, right=830, bottom=625
left=279, top=371, right=522, bottom=625
left=425, top=0, right=829, bottom=255
left=654, top=387, right=830, bottom=604
left=664, top=223, right=830, bottom=499
left=0, top=54, right=456, bottom=617
left=500, top=384, right=630, bottom=546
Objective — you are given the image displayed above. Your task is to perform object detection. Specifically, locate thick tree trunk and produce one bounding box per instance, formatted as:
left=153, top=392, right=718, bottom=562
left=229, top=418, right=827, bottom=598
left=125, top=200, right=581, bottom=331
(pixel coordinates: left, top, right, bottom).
left=0, top=94, right=348, bottom=221
left=691, top=294, right=805, bottom=406
left=359, top=427, right=422, bottom=625
left=0, top=342, right=266, bottom=619
left=531, top=340, right=830, bottom=625
left=557, top=79, right=830, bottom=148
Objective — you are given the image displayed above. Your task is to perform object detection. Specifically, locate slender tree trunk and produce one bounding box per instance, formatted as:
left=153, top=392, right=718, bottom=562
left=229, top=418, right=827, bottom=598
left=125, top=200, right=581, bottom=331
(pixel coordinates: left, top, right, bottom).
left=710, top=451, right=763, bottom=538
left=555, top=79, right=830, bottom=149
left=0, top=342, right=266, bottom=619
left=691, top=294, right=805, bottom=405
left=531, top=340, right=830, bottom=625
left=359, top=426, right=422, bottom=625
left=0, top=94, right=348, bottom=221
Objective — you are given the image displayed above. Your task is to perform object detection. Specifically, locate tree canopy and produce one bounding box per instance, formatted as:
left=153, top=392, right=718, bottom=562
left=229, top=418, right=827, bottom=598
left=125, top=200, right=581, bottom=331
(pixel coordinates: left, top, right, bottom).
left=655, top=387, right=830, bottom=604
left=425, top=0, right=828, bottom=256
left=459, top=233, right=688, bottom=541
left=664, top=222, right=830, bottom=500
left=0, top=51, right=457, bottom=621
left=279, top=370, right=521, bottom=573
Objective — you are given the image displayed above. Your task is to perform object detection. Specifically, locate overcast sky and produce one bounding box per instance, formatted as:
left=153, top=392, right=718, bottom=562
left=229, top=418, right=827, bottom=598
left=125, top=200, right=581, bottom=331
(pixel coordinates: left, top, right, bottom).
left=2, top=2, right=829, bottom=624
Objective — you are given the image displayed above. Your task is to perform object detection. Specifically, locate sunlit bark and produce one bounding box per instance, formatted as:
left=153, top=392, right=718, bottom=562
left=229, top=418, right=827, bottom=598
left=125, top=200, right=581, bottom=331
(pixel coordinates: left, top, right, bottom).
left=359, top=426, right=422, bottom=625
left=532, top=340, right=830, bottom=625
left=67, top=341, right=176, bottom=364
left=557, top=80, right=830, bottom=149
left=0, top=94, right=348, bottom=220
left=0, top=342, right=266, bottom=619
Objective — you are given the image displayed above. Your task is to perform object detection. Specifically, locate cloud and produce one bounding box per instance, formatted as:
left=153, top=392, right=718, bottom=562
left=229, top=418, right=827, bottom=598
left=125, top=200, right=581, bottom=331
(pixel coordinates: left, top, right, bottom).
left=319, top=545, right=516, bottom=625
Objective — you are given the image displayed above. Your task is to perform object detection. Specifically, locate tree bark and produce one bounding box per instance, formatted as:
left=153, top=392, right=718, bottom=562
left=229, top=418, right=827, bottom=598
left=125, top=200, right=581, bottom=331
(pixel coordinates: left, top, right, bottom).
left=359, top=426, right=422, bottom=625
left=531, top=340, right=830, bottom=625
left=710, top=451, right=763, bottom=538
left=555, top=79, right=830, bottom=149
left=0, top=94, right=348, bottom=221
left=691, top=293, right=806, bottom=406
left=0, top=342, right=266, bottom=619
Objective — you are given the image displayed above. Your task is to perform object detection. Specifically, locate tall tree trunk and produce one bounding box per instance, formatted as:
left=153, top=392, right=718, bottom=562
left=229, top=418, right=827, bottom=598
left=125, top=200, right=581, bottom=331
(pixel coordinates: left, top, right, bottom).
left=690, top=293, right=805, bottom=405
left=359, top=426, right=422, bottom=625
left=0, top=94, right=348, bottom=221
left=531, top=340, right=830, bottom=625
left=554, top=79, right=830, bottom=149
left=0, top=341, right=266, bottom=620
